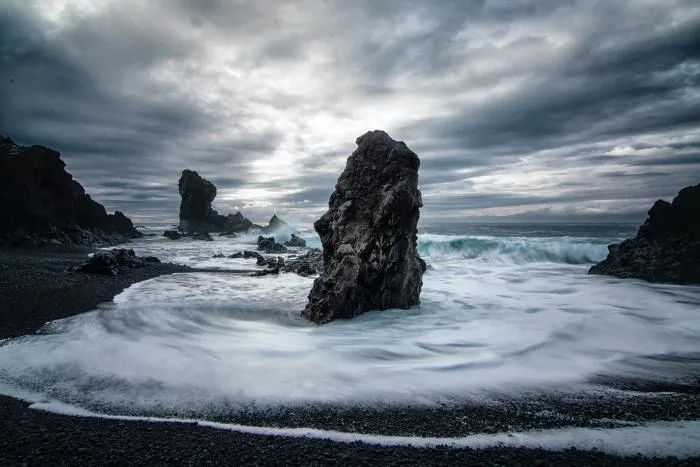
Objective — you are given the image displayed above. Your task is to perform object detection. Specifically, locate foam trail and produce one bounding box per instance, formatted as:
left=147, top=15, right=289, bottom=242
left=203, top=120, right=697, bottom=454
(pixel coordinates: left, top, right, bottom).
left=28, top=400, right=700, bottom=458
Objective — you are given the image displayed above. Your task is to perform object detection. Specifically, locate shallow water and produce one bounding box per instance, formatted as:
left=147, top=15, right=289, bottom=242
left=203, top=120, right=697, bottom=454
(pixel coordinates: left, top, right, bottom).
left=1, top=224, right=699, bottom=454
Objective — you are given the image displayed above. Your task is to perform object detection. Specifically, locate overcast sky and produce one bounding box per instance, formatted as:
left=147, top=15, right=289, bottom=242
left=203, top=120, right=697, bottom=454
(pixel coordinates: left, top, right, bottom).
left=1, top=0, right=699, bottom=225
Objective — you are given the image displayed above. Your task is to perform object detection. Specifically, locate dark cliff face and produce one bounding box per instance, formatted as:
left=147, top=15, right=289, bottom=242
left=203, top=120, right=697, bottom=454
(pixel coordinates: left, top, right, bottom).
left=303, top=130, right=426, bottom=324
left=589, top=183, right=700, bottom=284
left=177, top=169, right=254, bottom=233
left=0, top=136, right=141, bottom=246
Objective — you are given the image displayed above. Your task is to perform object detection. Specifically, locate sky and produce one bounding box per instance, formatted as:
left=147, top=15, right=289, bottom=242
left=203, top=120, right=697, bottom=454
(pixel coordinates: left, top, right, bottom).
left=1, top=0, right=699, bottom=226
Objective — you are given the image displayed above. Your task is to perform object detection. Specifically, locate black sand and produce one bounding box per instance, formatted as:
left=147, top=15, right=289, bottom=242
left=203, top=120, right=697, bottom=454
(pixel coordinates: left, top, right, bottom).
left=0, top=246, right=698, bottom=466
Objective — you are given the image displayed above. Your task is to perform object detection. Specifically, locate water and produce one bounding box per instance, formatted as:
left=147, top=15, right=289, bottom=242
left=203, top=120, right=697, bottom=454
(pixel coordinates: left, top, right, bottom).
left=1, top=223, right=700, bottom=455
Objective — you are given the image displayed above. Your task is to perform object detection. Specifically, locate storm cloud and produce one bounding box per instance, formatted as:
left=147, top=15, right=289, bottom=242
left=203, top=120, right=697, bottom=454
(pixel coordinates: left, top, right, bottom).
left=1, top=0, right=699, bottom=225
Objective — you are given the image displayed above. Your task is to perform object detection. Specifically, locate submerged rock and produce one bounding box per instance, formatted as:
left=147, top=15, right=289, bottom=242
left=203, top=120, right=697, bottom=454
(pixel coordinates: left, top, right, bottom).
left=284, top=234, right=307, bottom=248
left=303, top=130, right=426, bottom=324
left=177, top=169, right=254, bottom=233
left=589, top=182, right=700, bottom=284
left=0, top=136, right=142, bottom=246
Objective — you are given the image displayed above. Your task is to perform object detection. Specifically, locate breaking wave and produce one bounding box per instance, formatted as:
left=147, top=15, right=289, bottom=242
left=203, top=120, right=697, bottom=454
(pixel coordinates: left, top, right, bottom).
left=417, top=235, right=610, bottom=264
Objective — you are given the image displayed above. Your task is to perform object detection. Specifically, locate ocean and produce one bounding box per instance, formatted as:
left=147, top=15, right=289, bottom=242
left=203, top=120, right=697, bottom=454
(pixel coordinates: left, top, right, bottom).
left=1, top=222, right=699, bottom=456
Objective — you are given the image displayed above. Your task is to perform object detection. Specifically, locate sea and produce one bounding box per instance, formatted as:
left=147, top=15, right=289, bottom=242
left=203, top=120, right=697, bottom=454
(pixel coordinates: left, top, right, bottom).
left=1, top=222, right=699, bottom=456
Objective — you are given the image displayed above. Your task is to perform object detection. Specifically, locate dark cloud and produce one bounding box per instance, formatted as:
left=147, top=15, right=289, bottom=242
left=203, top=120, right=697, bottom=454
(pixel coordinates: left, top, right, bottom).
left=1, top=0, right=698, bottom=224
left=630, top=153, right=700, bottom=167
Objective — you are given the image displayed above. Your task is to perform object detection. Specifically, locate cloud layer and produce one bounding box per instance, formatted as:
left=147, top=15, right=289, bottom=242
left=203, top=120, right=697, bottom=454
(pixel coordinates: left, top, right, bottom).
left=1, top=0, right=699, bottom=224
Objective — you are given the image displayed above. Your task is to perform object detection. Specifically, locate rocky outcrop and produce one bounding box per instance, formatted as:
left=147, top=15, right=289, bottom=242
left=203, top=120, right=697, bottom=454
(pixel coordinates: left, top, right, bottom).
left=262, top=215, right=288, bottom=233
left=284, top=234, right=307, bottom=248
left=228, top=250, right=263, bottom=260
left=256, top=255, right=285, bottom=269
left=589, top=183, right=700, bottom=284
left=77, top=249, right=160, bottom=276
left=163, top=229, right=182, bottom=240
left=283, top=248, right=323, bottom=277
left=178, top=169, right=255, bottom=233
left=303, top=130, right=426, bottom=324
left=257, top=235, right=288, bottom=253
left=163, top=229, right=213, bottom=241
left=0, top=136, right=142, bottom=246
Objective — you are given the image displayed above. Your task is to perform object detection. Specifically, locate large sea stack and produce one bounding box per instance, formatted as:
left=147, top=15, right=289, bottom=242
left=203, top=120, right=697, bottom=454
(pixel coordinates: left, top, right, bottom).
left=0, top=136, right=142, bottom=246
left=589, top=182, right=700, bottom=284
left=178, top=169, right=254, bottom=233
left=303, top=130, right=426, bottom=324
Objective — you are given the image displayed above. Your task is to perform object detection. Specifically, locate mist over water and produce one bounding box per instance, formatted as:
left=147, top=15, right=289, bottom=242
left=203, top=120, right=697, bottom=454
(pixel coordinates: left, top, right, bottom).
left=1, top=223, right=699, bottom=453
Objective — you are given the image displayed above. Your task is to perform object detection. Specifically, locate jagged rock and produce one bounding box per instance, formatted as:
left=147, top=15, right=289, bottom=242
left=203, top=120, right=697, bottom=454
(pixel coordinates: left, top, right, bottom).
left=177, top=169, right=254, bottom=233
left=231, top=248, right=321, bottom=277
left=282, top=248, right=323, bottom=277
left=163, top=229, right=182, bottom=240
left=222, top=211, right=254, bottom=233
left=262, top=215, right=288, bottom=233
left=257, top=256, right=286, bottom=269
left=284, top=234, right=307, bottom=248
left=0, top=136, right=142, bottom=246
left=78, top=252, right=121, bottom=275
left=77, top=248, right=156, bottom=276
left=245, top=250, right=263, bottom=259
left=213, top=253, right=225, bottom=258
left=252, top=268, right=280, bottom=277
left=589, top=183, right=700, bottom=284
left=257, top=235, right=288, bottom=253
left=303, top=131, right=426, bottom=324
left=257, top=236, right=275, bottom=250
left=228, top=251, right=263, bottom=260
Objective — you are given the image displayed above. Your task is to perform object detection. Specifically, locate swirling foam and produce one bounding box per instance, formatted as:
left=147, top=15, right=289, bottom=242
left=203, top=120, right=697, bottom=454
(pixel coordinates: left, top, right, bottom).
left=1, top=263, right=699, bottom=415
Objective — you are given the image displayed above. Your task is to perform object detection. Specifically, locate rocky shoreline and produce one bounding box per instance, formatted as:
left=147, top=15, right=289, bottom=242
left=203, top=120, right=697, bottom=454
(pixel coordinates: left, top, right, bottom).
left=589, top=182, right=699, bottom=284
left=0, top=136, right=143, bottom=248
left=0, top=247, right=698, bottom=465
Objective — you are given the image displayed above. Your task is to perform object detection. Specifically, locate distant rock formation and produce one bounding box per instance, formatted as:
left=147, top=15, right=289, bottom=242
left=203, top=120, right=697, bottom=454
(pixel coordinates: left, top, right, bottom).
left=303, top=130, right=426, bottom=324
left=178, top=169, right=255, bottom=233
left=262, top=214, right=288, bottom=233
left=589, top=183, right=700, bottom=284
left=0, top=136, right=142, bottom=246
